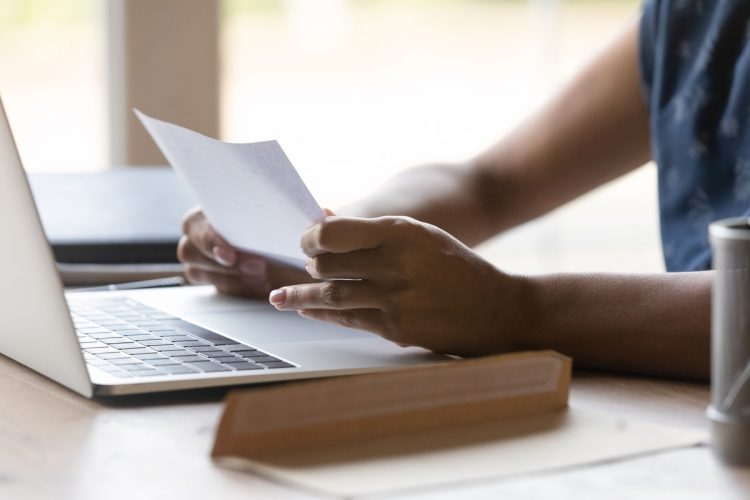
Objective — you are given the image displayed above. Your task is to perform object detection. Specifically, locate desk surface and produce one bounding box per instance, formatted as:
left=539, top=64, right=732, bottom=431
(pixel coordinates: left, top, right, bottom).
left=1, top=354, right=749, bottom=500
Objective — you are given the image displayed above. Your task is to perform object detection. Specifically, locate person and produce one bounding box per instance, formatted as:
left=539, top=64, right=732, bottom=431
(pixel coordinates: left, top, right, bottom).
left=178, top=1, right=747, bottom=381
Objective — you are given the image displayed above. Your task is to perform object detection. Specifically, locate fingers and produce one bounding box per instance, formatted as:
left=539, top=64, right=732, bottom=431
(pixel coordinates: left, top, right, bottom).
left=177, top=236, right=229, bottom=274
left=301, top=216, right=390, bottom=257
left=179, top=235, right=269, bottom=279
left=270, top=281, right=380, bottom=310
left=298, top=308, right=386, bottom=335
left=181, top=206, right=236, bottom=266
left=305, top=249, right=385, bottom=280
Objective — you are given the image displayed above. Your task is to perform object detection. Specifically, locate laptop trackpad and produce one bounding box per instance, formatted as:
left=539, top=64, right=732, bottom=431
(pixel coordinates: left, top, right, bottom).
left=184, top=309, right=374, bottom=344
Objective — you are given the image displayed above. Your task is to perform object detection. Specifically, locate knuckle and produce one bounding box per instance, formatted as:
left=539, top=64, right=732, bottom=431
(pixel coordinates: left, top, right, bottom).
left=286, top=286, right=301, bottom=308
left=382, top=215, right=413, bottom=229
left=380, top=216, right=422, bottom=242
left=334, top=309, right=356, bottom=328
left=316, top=222, right=333, bottom=250
left=310, top=255, right=331, bottom=278
left=181, top=206, right=203, bottom=234
left=199, top=228, right=219, bottom=253
left=183, top=265, right=201, bottom=284
left=321, top=281, right=343, bottom=307
left=316, top=219, right=341, bottom=251
left=176, top=236, right=190, bottom=262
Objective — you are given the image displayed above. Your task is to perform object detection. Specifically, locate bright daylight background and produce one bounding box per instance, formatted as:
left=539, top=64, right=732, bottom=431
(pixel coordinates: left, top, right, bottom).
left=0, top=0, right=660, bottom=274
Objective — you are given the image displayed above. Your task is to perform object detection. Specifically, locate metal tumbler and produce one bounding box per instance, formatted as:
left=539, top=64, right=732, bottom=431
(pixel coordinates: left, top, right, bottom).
left=709, top=217, right=750, bottom=465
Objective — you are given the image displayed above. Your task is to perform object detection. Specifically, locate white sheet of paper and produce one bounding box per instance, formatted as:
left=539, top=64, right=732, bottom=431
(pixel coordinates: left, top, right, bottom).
left=135, top=110, right=325, bottom=267
left=217, top=406, right=706, bottom=498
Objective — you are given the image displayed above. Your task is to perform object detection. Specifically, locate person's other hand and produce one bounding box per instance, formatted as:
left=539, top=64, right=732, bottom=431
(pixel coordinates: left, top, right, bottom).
left=177, top=207, right=314, bottom=297
left=268, top=215, right=530, bottom=357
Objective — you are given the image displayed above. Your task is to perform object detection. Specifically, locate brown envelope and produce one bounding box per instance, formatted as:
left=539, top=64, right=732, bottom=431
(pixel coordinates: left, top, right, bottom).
left=212, top=350, right=571, bottom=459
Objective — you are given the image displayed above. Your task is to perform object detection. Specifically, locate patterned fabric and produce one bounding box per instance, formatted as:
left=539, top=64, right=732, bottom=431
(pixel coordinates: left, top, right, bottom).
left=640, top=0, right=750, bottom=271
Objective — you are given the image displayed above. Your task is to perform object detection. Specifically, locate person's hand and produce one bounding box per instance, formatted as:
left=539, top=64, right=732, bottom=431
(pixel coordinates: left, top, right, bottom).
left=177, top=207, right=314, bottom=297
left=268, top=215, right=530, bottom=357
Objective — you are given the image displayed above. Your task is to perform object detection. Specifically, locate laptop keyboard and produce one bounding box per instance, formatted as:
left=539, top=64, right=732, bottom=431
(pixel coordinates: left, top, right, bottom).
left=67, top=297, right=297, bottom=378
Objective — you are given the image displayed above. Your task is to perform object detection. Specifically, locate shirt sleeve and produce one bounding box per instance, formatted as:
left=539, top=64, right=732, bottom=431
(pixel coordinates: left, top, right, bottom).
left=638, top=0, right=661, bottom=105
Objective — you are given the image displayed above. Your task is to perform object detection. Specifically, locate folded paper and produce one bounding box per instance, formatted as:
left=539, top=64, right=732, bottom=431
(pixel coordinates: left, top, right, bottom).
left=136, top=110, right=325, bottom=268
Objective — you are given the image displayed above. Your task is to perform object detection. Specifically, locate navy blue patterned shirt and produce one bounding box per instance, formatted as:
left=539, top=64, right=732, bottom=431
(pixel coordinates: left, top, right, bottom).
left=640, top=0, right=750, bottom=271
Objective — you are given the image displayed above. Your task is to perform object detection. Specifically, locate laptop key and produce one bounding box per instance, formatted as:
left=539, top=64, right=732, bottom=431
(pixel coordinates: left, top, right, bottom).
left=109, top=325, right=142, bottom=332
left=185, top=361, right=230, bottom=373
left=167, top=350, right=199, bottom=357
left=172, top=355, right=205, bottom=363
left=95, top=352, right=131, bottom=360
left=151, top=345, right=185, bottom=352
left=120, top=363, right=151, bottom=371
left=113, top=329, right=143, bottom=335
left=141, top=326, right=174, bottom=332
left=236, top=351, right=273, bottom=359
left=84, top=347, right=118, bottom=354
left=159, top=319, right=237, bottom=345
left=247, top=356, right=282, bottom=364
left=128, top=369, right=163, bottom=377
left=157, top=364, right=198, bottom=375
left=230, top=363, right=264, bottom=371
left=223, top=345, right=257, bottom=352
left=200, top=351, right=234, bottom=359
left=77, top=327, right=110, bottom=334
left=108, top=342, right=141, bottom=350
left=120, top=348, right=156, bottom=355
left=212, top=356, right=243, bottom=363
left=79, top=341, right=106, bottom=349
left=260, top=361, right=296, bottom=369
left=218, top=357, right=247, bottom=363
left=146, top=359, right=180, bottom=366
left=107, top=358, right=146, bottom=370
left=139, top=340, right=171, bottom=346
left=98, top=338, right=128, bottom=345
left=188, top=346, right=224, bottom=353
left=172, top=341, right=207, bottom=347
left=120, top=333, right=157, bottom=341
left=160, top=335, right=194, bottom=342
left=133, top=353, right=168, bottom=360
left=87, top=333, right=121, bottom=340
left=238, top=351, right=276, bottom=361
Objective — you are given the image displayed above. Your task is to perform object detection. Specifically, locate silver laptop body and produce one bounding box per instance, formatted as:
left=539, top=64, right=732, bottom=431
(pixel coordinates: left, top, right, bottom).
left=0, top=99, right=440, bottom=397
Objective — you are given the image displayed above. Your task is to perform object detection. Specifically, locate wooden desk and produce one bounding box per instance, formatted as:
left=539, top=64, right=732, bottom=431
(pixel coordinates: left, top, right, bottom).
left=1, top=354, right=749, bottom=500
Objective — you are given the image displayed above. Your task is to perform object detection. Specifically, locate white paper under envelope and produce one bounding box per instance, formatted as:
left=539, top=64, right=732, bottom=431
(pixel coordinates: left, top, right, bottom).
left=136, top=110, right=325, bottom=267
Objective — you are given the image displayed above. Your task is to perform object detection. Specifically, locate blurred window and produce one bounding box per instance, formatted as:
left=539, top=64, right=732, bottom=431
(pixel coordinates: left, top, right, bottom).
left=0, top=0, right=655, bottom=272
left=0, top=0, right=105, bottom=172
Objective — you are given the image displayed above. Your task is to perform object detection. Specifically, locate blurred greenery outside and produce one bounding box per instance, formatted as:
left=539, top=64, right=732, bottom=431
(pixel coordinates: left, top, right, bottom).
left=0, top=0, right=658, bottom=274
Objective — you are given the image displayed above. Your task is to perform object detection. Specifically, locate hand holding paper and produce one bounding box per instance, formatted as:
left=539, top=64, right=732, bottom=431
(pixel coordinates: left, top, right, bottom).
left=135, top=110, right=325, bottom=268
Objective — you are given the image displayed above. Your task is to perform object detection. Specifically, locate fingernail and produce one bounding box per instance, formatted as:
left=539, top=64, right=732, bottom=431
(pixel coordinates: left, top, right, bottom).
left=240, top=259, right=266, bottom=276
left=213, top=246, right=235, bottom=267
left=269, top=288, right=286, bottom=306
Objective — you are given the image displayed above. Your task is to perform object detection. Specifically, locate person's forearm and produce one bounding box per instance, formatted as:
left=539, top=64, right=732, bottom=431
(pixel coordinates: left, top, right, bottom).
left=339, top=163, right=496, bottom=246
left=474, top=19, right=651, bottom=235
left=344, top=20, right=650, bottom=247
left=515, top=272, right=711, bottom=380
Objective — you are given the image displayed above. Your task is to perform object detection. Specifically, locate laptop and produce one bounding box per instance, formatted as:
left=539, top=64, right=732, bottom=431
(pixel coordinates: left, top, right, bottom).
left=0, top=99, right=441, bottom=397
